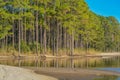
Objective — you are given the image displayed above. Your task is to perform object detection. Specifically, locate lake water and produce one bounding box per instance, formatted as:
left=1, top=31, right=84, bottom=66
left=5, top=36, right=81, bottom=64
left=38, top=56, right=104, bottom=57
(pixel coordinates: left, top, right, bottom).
left=0, top=56, right=120, bottom=80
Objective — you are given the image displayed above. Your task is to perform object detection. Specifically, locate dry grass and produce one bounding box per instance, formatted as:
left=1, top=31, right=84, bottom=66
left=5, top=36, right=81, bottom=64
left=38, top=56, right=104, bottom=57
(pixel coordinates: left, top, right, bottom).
left=0, top=48, right=100, bottom=56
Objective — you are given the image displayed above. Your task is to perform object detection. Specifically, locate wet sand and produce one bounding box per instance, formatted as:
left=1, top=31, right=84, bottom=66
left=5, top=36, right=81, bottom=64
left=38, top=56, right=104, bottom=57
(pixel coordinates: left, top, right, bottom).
left=36, top=71, right=99, bottom=80
left=26, top=67, right=120, bottom=80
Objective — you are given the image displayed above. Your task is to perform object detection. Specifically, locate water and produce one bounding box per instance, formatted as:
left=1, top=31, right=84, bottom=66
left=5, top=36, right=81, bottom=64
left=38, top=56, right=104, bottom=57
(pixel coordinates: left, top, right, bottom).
left=98, top=68, right=120, bottom=73
left=0, top=56, right=120, bottom=80
left=0, top=56, right=120, bottom=68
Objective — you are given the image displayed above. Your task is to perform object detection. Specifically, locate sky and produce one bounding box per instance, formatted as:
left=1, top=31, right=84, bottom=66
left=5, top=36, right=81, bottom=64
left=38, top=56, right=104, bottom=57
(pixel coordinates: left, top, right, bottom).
left=85, top=0, right=120, bottom=22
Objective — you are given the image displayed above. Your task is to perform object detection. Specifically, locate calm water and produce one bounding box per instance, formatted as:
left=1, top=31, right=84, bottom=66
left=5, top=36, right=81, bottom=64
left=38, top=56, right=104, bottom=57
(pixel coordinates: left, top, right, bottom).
left=0, top=56, right=120, bottom=68
left=0, top=56, right=120, bottom=80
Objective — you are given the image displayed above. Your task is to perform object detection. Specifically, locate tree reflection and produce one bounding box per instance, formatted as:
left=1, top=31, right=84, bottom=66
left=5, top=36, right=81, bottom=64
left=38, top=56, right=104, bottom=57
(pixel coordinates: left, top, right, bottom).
left=0, top=56, right=120, bottom=68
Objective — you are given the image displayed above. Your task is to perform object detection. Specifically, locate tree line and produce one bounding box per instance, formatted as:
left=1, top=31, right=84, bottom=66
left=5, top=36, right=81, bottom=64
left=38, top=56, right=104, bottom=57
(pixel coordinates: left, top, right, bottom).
left=0, top=0, right=120, bottom=56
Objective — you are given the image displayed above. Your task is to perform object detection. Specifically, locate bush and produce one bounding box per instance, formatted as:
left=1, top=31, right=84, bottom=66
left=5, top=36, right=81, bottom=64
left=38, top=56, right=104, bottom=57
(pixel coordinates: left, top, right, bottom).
left=29, top=42, right=42, bottom=53
left=21, top=41, right=30, bottom=53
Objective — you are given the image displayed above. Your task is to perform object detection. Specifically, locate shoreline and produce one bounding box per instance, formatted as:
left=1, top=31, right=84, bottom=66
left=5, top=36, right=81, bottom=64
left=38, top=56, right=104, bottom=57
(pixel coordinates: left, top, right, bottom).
left=0, top=53, right=120, bottom=60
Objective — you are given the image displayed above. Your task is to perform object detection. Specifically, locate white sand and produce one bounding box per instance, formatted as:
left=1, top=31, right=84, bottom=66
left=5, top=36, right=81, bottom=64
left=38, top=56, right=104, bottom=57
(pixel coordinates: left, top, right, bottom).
left=0, top=65, right=58, bottom=80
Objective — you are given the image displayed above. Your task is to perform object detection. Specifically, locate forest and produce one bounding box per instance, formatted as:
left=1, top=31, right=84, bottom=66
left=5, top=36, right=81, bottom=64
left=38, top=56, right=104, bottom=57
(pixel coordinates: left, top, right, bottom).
left=0, top=0, right=120, bottom=56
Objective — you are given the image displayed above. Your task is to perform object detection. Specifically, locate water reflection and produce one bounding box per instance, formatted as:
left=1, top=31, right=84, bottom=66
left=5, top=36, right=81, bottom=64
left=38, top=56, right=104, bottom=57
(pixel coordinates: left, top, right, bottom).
left=0, top=56, right=120, bottom=68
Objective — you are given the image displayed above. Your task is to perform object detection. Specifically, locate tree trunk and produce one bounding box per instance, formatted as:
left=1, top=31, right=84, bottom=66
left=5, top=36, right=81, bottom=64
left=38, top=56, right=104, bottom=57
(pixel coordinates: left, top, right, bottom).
left=63, top=28, right=67, bottom=54
left=43, top=28, right=46, bottom=54
left=35, top=11, right=39, bottom=56
left=40, top=26, right=43, bottom=53
left=18, top=19, right=21, bottom=56
left=21, top=20, right=23, bottom=41
left=70, top=31, right=74, bottom=56
left=56, top=20, right=59, bottom=55
left=12, top=20, right=15, bottom=49
left=24, top=17, right=26, bottom=43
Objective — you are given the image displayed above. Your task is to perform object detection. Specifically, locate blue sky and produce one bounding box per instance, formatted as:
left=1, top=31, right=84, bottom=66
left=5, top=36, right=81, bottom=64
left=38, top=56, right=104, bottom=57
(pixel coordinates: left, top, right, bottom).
left=85, top=0, right=120, bottom=22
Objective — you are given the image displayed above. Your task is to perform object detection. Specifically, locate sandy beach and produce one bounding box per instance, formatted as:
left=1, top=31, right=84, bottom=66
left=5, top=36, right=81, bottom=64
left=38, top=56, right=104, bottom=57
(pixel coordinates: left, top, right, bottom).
left=0, top=65, right=58, bottom=80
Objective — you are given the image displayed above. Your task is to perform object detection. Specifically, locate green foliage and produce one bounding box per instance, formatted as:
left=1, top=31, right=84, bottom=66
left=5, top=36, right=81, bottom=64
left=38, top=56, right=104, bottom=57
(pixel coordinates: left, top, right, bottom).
left=29, top=42, right=42, bottom=53
left=20, top=41, right=30, bottom=53
left=0, top=0, right=120, bottom=55
left=0, top=23, right=12, bottom=39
